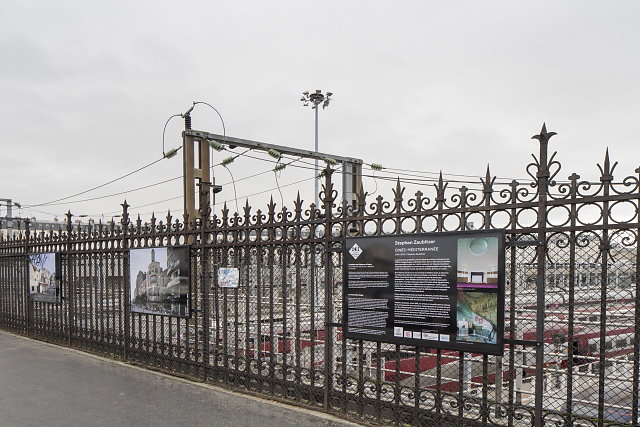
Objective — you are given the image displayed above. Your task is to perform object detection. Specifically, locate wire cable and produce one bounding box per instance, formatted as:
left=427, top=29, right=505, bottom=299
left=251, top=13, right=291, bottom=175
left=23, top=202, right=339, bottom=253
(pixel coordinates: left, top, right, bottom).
left=274, top=161, right=284, bottom=208
left=15, top=206, right=63, bottom=219
left=124, top=175, right=318, bottom=218
left=216, top=175, right=316, bottom=206
left=162, top=113, right=182, bottom=156
left=24, top=153, right=179, bottom=208
left=381, top=165, right=532, bottom=182
left=34, top=148, right=255, bottom=210
left=194, top=101, right=227, bottom=145
left=110, top=156, right=307, bottom=216
left=368, top=170, right=379, bottom=196
left=37, top=176, right=183, bottom=207
left=223, top=165, right=239, bottom=213
left=82, top=156, right=306, bottom=216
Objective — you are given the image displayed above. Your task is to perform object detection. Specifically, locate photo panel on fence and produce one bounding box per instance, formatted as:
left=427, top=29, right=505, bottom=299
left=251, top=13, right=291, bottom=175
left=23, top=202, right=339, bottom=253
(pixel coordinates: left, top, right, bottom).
left=28, top=252, right=62, bottom=303
left=129, top=246, right=191, bottom=318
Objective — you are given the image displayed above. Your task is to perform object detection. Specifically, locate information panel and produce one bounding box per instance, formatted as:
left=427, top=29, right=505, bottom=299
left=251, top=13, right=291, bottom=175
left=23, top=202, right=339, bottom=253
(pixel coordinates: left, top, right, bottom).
left=343, top=230, right=505, bottom=355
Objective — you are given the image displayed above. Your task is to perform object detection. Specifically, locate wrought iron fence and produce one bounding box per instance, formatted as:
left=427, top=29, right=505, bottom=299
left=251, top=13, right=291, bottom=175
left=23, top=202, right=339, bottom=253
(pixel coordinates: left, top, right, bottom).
left=1, top=125, right=638, bottom=426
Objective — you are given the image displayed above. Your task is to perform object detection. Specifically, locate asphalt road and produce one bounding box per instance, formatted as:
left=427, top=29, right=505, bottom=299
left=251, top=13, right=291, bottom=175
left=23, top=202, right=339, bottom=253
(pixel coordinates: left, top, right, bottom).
left=0, top=331, right=357, bottom=427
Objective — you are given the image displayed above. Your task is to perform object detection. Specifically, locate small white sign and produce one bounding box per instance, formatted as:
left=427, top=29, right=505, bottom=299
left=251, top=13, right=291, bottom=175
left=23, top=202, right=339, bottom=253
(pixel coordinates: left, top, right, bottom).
left=349, top=243, right=363, bottom=260
left=439, top=334, right=450, bottom=342
left=412, top=331, right=421, bottom=339
left=218, top=267, right=240, bottom=288
left=423, top=332, right=439, bottom=341
left=393, top=326, right=403, bottom=337
left=404, top=331, right=412, bottom=338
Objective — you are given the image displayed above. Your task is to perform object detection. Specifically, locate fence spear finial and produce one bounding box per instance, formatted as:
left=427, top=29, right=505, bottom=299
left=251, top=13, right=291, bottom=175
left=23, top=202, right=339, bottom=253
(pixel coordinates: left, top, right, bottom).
left=531, top=122, right=557, bottom=142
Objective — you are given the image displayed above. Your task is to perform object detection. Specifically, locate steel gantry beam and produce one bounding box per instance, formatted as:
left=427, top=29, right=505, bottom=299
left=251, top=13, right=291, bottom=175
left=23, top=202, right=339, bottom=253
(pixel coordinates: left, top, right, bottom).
left=183, top=129, right=363, bottom=216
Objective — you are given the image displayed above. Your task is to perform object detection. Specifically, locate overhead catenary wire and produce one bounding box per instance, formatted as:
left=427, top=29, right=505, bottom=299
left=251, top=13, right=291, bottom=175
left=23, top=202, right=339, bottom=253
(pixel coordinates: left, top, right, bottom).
left=13, top=206, right=63, bottom=220
left=121, top=154, right=335, bottom=218
left=84, top=154, right=308, bottom=216
left=207, top=134, right=508, bottom=183
left=223, top=165, right=239, bottom=213
left=35, top=147, right=254, bottom=210
left=220, top=175, right=318, bottom=206
left=215, top=162, right=340, bottom=207
left=47, top=136, right=502, bottom=213
left=255, top=152, right=538, bottom=185
left=66, top=154, right=589, bottom=219
left=74, top=151, right=529, bottom=219
left=23, top=152, right=181, bottom=209
left=51, top=132, right=622, bottom=219
left=124, top=175, right=318, bottom=219
left=35, top=176, right=184, bottom=207
left=79, top=146, right=599, bottom=215
left=65, top=164, right=589, bottom=220
left=364, top=163, right=631, bottom=186
left=380, top=165, right=535, bottom=183
left=119, top=165, right=509, bottom=220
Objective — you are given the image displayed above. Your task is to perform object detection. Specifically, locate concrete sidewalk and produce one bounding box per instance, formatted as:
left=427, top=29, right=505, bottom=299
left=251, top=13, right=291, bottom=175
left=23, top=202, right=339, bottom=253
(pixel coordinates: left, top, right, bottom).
left=0, top=331, right=359, bottom=427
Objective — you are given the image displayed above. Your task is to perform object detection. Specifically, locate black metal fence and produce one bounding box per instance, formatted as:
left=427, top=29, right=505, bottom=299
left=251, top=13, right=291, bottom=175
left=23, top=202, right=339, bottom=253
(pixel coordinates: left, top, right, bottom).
left=1, top=125, right=638, bottom=426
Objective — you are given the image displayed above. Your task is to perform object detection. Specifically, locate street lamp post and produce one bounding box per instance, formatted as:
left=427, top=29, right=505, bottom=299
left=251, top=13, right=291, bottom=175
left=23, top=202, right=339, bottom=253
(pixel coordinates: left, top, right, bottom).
left=300, top=90, right=332, bottom=208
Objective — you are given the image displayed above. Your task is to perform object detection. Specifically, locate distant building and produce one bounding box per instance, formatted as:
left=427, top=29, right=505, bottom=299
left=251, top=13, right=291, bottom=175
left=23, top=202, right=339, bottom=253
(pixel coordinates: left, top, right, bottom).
left=517, top=235, right=636, bottom=296
left=165, top=249, right=184, bottom=297
left=1, top=216, right=119, bottom=240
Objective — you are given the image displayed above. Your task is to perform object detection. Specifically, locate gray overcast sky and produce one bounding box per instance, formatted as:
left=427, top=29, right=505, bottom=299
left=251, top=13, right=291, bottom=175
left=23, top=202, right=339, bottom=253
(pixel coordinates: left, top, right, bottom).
left=1, top=1, right=639, bottom=223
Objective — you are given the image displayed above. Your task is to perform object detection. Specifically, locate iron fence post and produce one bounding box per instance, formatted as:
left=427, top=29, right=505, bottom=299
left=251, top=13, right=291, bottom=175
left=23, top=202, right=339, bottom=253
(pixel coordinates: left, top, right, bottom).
left=199, top=181, right=212, bottom=380
left=532, top=124, right=555, bottom=427
left=323, top=166, right=335, bottom=410
left=596, top=151, right=615, bottom=425
left=24, top=219, right=32, bottom=337
left=121, top=201, right=130, bottom=361
left=66, top=211, right=73, bottom=347
left=633, top=166, right=640, bottom=426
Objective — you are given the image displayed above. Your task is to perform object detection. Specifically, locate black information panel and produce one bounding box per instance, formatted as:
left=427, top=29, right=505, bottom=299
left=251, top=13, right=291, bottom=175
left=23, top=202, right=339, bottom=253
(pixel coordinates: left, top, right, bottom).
left=343, top=230, right=505, bottom=355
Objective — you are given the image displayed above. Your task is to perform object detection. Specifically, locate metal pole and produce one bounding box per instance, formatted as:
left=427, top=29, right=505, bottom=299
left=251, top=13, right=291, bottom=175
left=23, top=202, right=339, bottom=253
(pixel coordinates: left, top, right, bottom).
left=314, top=106, right=319, bottom=209
left=183, top=115, right=195, bottom=221
left=0, top=199, right=14, bottom=239
left=6, top=200, right=12, bottom=239
left=301, top=90, right=332, bottom=208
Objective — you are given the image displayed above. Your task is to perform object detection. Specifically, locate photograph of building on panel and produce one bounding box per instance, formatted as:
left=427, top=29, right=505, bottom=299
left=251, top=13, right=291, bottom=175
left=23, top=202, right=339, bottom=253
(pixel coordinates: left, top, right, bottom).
left=28, top=252, right=61, bottom=303
left=456, top=237, right=499, bottom=344
left=129, top=246, right=190, bottom=317
left=456, top=237, right=499, bottom=289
